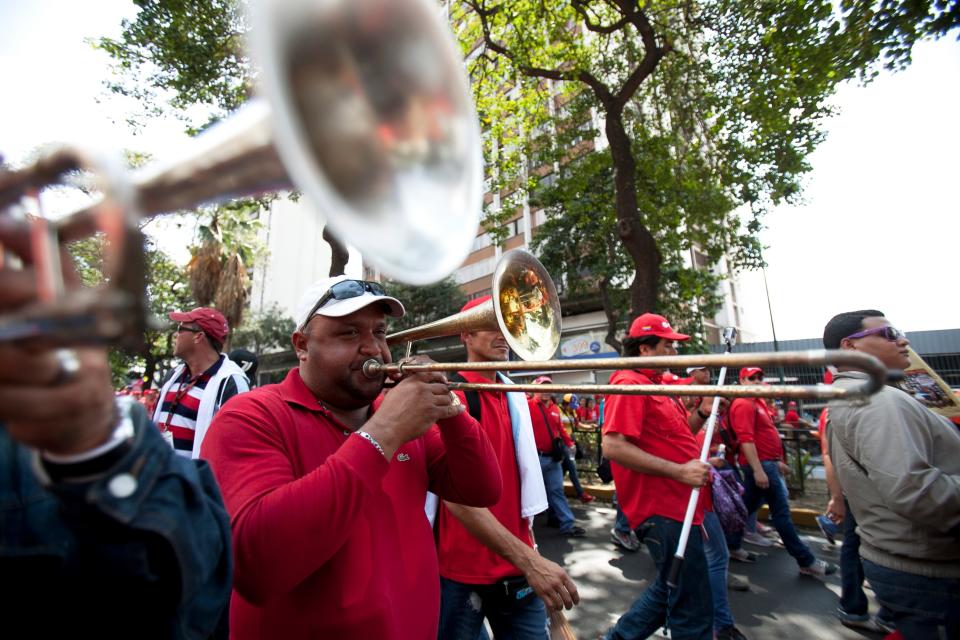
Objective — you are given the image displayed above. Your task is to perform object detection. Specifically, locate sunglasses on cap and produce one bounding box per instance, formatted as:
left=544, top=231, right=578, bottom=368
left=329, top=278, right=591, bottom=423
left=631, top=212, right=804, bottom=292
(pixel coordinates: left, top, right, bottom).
left=843, top=326, right=905, bottom=342
left=301, top=280, right=387, bottom=327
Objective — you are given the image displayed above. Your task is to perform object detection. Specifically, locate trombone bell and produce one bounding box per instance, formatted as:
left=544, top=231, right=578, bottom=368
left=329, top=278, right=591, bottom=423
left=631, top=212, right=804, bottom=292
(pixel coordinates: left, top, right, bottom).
left=386, top=249, right=562, bottom=361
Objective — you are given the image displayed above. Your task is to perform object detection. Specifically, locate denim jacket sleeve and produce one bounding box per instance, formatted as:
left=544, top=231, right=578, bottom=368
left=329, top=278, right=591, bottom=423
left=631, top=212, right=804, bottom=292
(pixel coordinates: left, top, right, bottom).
left=0, top=400, right=232, bottom=638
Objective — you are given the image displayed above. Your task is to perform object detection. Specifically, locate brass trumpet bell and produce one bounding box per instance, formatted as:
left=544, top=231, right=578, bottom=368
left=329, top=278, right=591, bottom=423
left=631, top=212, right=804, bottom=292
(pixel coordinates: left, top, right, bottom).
left=387, top=249, right=562, bottom=361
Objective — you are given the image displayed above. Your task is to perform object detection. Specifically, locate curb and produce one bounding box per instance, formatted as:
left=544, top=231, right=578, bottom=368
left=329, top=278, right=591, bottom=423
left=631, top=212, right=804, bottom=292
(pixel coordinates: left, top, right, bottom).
left=566, top=483, right=820, bottom=528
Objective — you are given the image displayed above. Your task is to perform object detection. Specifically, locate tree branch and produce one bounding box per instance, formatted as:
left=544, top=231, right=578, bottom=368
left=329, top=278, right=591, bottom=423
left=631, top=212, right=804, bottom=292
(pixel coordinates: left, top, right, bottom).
left=612, top=1, right=672, bottom=109
left=571, top=0, right=631, bottom=34
left=465, top=0, right=616, bottom=105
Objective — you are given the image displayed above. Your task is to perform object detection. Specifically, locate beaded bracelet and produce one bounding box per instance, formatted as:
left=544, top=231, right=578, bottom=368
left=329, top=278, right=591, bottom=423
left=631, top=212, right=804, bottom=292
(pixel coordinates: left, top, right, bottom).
left=354, top=430, right=387, bottom=458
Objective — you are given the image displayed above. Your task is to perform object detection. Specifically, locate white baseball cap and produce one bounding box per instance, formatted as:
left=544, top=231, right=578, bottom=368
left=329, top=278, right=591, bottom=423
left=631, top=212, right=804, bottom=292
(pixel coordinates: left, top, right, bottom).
left=686, top=366, right=708, bottom=374
left=295, top=276, right=405, bottom=328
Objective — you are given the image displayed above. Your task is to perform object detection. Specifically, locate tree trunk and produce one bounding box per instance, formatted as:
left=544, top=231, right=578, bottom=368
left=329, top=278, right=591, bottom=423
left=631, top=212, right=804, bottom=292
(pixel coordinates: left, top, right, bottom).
left=323, top=226, right=349, bottom=277
left=605, top=110, right=661, bottom=319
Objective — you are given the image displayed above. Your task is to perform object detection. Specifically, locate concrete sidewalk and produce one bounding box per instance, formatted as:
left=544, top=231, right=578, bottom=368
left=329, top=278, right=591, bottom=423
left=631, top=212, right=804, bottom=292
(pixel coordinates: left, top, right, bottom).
left=537, top=501, right=880, bottom=640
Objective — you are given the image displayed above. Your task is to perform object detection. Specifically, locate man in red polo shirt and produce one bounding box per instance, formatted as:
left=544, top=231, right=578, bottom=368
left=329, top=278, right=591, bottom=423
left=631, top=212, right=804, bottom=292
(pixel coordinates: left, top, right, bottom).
left=600, top=313, right=715, bottom=640
left=201, top=277, right=502, bottom=639
left=437, top=296, right=579, bottom=638
left=726, top=367, right=836, bottom=577
left=528, top=378, right=587, bottom=539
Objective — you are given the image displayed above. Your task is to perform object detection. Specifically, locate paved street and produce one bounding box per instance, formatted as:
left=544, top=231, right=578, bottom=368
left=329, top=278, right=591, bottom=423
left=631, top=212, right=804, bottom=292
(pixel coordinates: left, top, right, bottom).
left=535, top=502, right=885, bottom=640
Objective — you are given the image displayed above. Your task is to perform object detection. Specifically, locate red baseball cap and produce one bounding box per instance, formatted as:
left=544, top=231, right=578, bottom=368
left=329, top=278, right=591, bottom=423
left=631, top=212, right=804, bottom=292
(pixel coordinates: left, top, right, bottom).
left=531, top=375, right=553, bottom=385
left=461, top=294, right=492, bottom=313
left=628, top=313, right=689, bottom=341
left=169, top=307, right=230, bottom=344
left=740, top=367, right=763, bottom=381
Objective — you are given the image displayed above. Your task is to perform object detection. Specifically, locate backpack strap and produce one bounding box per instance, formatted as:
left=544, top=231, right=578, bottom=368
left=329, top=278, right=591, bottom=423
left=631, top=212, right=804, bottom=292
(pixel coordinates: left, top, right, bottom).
left=448, top=373, right=481, bottom=422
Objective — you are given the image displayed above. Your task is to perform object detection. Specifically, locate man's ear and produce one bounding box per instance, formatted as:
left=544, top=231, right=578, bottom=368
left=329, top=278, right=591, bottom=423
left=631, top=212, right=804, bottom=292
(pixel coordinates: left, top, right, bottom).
left=292, top=330, right=309, bottom=361
left=839, top=337, right=856, bottom=351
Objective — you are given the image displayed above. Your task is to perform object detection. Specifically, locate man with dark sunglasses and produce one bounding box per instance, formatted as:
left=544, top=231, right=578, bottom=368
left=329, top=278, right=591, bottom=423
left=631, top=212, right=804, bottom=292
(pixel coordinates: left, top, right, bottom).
left=726, top=366, right=837, bottom=577
left=824, top=310, right=960, bottom=639
left=153, top=306, right=250, bottom=458
left=201, top=275, right=501, bottom=639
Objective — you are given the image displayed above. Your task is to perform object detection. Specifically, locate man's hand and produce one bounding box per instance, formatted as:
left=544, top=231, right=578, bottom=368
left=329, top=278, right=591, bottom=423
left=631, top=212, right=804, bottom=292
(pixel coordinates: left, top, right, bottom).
left=675, top=459, right=711, bottom=487
left=699, top=397, right=729, bottom=416
left=363, top=370, right=463, bottom=458
left=826, top=496, right=845, bottom=524
left=778, top=461, right=791, bottom=477
left=521, top=554, right=579, bottom=611
left=0, top=221, right=117, bottom=456
left=753, top=466, right=770, bottom=489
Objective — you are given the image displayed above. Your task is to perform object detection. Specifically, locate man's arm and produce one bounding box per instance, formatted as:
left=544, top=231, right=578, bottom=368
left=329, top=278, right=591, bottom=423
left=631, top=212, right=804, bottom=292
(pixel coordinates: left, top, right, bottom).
left=820, top=422, right=845, bottom=523
left=424, top=410, right=502, bottom=507
left=603, top=432, right=709, bottom=487
left=847, top=395, right=960, bottom=532
left=443, top=502, right=579, bottom=611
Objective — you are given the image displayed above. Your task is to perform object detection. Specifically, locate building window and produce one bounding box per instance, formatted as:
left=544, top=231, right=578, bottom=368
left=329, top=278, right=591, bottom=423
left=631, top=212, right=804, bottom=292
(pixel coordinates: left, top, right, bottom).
left=472, top=232, right=492, bottom=251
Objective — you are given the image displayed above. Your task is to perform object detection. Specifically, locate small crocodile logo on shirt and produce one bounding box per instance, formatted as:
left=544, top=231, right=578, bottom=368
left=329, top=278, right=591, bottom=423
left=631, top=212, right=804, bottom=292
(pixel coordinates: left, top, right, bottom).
left=397, top=453, right=411, bottom=462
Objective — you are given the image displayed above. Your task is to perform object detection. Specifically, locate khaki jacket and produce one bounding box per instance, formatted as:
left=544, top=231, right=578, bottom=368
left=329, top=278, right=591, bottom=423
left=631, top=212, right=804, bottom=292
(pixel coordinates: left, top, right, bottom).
left=828, top=371, right=960, bottom=578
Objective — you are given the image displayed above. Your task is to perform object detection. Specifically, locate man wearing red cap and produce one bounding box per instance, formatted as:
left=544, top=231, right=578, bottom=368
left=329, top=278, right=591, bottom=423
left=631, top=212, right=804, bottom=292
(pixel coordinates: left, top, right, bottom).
left=201, top=277, right=501, bottom=639
left=153, top=307, right=250, bottom=458
left=437, top=295, right=579, bottom=638
left=601, top=312, right=719, bottom=640
left=727, top=367, right=836, bottom=577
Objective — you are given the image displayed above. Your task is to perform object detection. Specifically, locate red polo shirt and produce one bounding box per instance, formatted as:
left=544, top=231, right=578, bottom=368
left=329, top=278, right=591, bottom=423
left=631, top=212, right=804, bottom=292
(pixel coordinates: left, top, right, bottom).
left=528, top=397, right=570, bottom=452
left=201, top=368, right=501, bottom=640
left=438, top=371, right=533, bottom=583
left=602, top=369, right=705, bottom=528
left=729, top=397, right=784, bottom=465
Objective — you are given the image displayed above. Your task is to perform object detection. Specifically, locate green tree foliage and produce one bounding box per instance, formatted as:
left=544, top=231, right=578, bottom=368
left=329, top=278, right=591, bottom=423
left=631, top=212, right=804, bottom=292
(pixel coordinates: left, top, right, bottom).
left=382, top=277, right=467, bottom=360
left=453, top=0, right=955, bottom=345
left=231, top=303, right=297, bottom=353
left=453, top=0, right=867, bottom=344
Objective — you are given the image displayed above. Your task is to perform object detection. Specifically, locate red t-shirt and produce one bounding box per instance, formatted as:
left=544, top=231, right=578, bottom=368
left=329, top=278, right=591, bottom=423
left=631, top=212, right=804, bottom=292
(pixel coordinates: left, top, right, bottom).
left=729, top=397, right=784, bottom=465
left=577, top=405, right=598, bottom=423
left=602, top=369, right=705, bottom=528
left=438, top=371, right=533, bottom=583
left=784, top=409, right=801, bottom=424
left=528, top=397, right=568, bottom=452
left=201, top=368, right=501, bottom=640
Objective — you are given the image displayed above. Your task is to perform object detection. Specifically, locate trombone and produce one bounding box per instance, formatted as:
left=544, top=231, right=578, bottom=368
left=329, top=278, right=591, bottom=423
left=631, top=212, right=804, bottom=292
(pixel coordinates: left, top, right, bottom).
left=366, top=249, right=889, bottom=400
left=0, top=0, right=482, bottom=350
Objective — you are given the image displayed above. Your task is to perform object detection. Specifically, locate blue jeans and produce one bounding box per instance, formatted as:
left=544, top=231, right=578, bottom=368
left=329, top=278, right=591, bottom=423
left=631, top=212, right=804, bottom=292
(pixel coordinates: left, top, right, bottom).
left=729, top=461, right=815, bottom=568
left=863, top=559, right=960, bottom=639
left=561, top=450, right=584, bottom=497
left=839, top=498, right=867, bottom=615
left=439, top=576, right=548, bottom=639
left=613, top=493, right=632, bottom=534
left=539, top=454, right=576, bottom=533
left=702, top=511, right=735, bottom=632
left=604, top=515, right=713, bottom=640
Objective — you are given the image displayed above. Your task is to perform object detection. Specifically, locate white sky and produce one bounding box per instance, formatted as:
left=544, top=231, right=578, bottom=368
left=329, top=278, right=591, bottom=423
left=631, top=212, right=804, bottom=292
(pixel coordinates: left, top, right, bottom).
left=1, top=1, right=957, bottom=341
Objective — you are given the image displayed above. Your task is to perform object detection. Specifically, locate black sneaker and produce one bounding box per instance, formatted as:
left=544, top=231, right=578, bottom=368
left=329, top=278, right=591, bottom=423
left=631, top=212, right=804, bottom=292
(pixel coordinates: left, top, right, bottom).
left=716, top=626, right=747, bottom=640
left=562, top=526, right=587, bottom=538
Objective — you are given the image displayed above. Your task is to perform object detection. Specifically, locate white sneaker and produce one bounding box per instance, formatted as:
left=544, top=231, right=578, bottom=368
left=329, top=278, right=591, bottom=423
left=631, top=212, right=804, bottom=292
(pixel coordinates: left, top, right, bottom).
left=729, top=548, right=758, bottom=563
left=799, top=559, right=838, bottom=577
left=742, top=531, right=775, bottom=547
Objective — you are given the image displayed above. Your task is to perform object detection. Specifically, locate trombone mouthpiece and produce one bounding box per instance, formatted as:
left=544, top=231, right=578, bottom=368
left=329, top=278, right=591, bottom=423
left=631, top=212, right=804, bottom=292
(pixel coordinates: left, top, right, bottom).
left=362, top=359, right=384, bottom=379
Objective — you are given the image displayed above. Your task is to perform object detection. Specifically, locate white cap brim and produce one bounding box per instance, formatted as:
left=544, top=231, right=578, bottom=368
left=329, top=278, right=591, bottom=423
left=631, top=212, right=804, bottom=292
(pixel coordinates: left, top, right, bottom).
left=295, top=276, right=405, bottom=328
left=686, top=366, right=707, bottom=374
left=312, top=293, right=405, bottom=320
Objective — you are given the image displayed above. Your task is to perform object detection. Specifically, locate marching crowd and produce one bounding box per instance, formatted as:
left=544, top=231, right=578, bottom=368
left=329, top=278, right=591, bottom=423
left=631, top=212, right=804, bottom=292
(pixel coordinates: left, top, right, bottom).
left=1, top=237, right=957, bottom=640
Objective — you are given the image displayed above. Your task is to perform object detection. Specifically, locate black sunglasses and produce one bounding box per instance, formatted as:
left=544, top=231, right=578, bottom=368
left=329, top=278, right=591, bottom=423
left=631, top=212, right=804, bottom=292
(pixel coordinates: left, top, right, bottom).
left=301, top=280, right=387, bottom=328
left=175, top=324, right=203, bottom=335
left=844, top=326, right=905, bottom=342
